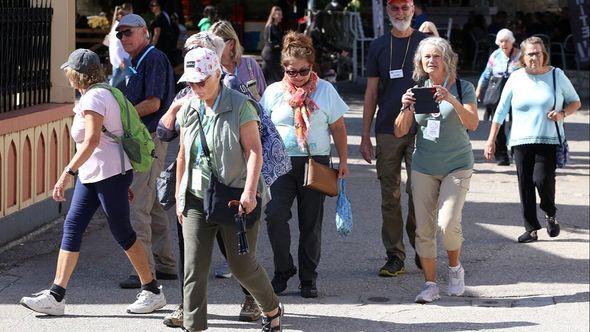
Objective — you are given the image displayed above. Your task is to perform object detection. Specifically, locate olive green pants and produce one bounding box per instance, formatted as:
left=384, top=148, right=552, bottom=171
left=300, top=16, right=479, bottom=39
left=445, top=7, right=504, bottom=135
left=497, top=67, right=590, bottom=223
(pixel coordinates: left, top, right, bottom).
left=182, top=193, right=278, bottom=331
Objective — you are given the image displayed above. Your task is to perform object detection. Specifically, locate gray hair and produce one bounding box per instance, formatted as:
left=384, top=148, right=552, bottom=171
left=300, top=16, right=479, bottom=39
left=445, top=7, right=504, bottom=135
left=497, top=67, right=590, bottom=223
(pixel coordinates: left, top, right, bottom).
left=495, top=28, right=515, bottom=46
left=412, top=37, right=458, bottom=83
left=184, top=31, right=225, bottom=58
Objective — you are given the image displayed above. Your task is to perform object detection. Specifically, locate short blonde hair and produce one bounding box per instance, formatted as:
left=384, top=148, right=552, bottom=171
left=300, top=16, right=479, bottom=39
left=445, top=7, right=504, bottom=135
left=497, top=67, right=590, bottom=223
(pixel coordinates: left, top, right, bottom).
left=64, top=66, right=106, bottom=90
left=412, top=37, right=458, bottom=83
left=418, top=21, right=439, bottom=37
left=519, top=36, right=549, bottom=67
left=210, top=20, right=243, bottom=64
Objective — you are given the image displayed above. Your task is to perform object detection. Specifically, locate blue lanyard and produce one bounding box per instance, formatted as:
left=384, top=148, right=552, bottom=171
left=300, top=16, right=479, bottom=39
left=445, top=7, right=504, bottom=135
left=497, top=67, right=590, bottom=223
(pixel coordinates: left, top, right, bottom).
left=129, top=45, right=155, bottom=75
left=194, top=91, right=222, bottom=165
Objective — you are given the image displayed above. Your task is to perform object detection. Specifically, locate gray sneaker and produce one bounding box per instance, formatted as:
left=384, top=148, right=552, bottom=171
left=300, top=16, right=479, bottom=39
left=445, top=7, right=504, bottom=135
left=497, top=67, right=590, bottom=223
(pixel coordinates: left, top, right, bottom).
left=163, top=304, right=183, bottom=327
left=20, top=290, right=65, bottom=316
left=447, top=265, right=465, bottom=296
left=415, top=282, right=440, bottom=304
left=214, top=261, right=232, bottom=279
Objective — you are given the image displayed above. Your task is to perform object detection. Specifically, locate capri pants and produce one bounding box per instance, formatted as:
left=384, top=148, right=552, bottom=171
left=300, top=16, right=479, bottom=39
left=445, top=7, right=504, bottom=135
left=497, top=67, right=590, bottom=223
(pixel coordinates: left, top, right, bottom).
left=61, top=172, right=136, bottom=252
left=411, top=169, right=472, bottom=258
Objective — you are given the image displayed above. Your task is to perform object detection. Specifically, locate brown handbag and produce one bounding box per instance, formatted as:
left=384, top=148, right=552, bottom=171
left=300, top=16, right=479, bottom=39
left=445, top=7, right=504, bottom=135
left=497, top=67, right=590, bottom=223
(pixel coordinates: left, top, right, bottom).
left=302, top=143, right=339, bottom=197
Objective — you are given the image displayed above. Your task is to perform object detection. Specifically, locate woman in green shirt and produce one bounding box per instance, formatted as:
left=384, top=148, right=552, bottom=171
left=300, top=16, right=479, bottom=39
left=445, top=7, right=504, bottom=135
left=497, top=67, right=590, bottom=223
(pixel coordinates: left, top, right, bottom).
left=395, top=37, right=479, bottom=304
left=175, top=47, right=283, bottom=331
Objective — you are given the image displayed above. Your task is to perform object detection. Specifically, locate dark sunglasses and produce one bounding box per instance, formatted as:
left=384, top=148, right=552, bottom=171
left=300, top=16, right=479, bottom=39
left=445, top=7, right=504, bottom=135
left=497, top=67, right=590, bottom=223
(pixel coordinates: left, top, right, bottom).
left=285, top=67, right=311, bottom=77
left=116, top=29, right=135, bottom=40
left=189, top=76, right=210, bottom=88
left=424, top=31, right=434, bottom=36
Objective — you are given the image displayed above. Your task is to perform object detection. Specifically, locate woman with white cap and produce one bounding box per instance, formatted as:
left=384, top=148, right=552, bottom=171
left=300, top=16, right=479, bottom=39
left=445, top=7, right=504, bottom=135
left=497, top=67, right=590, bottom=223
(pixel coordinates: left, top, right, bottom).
left=475, top=28, right=522, bottom=166
left=175, top=47, right=283, bottom=332
left=20, top=49, right=166, bottom=316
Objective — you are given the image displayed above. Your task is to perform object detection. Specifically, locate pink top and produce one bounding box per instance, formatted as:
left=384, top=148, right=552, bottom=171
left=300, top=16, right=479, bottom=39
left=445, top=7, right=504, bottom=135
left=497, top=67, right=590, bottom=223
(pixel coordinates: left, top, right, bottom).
left=70, top=88, right=132, bottom=183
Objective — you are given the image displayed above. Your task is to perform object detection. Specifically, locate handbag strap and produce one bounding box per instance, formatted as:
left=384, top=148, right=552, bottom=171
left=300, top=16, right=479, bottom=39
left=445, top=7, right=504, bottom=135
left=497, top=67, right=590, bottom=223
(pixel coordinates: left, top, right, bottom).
left=502, top=48, right=513, bottom=77
left=552, top=68, right=563, bottom=146
left=304, top=140, right=334, bottom=168
left=195, top=103, right=212, bottom=161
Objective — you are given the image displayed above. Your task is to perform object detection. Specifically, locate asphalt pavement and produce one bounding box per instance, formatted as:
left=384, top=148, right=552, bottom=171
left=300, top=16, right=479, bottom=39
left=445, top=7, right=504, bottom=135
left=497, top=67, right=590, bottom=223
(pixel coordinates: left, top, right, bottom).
left=0, top=83, right=588, bottom=332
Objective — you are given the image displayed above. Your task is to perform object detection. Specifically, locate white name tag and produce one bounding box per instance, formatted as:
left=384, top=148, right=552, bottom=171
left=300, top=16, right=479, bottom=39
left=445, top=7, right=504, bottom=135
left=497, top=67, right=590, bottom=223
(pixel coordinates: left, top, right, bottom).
left=389, top=69, right=404, bottom=79
left=425, top=120, right=440, bottom=139
left=191, top=168, right=202, bottom=191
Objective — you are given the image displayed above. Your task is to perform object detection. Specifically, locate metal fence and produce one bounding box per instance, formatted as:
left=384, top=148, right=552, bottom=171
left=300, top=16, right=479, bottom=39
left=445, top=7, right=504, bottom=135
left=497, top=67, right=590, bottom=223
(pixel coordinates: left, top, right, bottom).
left=0, top=0, right=53, bottom=114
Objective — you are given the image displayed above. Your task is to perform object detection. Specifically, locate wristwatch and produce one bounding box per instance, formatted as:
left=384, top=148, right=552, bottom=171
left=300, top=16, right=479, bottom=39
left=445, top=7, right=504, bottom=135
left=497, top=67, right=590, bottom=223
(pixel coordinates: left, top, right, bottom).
left=64, top=166, right=78, bottom=176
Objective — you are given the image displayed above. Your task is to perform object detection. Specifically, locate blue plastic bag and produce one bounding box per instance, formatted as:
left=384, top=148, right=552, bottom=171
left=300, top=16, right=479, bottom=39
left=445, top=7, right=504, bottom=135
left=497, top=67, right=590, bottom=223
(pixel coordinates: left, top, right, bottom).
left=335, top=179, right=353, bottom=236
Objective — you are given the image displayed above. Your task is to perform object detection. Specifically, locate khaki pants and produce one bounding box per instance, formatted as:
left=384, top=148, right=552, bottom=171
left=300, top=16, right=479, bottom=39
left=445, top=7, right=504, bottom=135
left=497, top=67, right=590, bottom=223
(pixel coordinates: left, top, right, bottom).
left=411, top=169, right=472, bottom=258
left=183, top=193, right=278, bottom=331
left=129, top=135, right=176, bottom=275
left=375, top=133, right=416, bottom=261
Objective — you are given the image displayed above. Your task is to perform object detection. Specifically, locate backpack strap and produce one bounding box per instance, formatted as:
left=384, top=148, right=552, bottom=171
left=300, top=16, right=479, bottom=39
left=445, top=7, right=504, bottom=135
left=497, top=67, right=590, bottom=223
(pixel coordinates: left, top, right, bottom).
left=455, top=77, right=463, bottom=104
left=552, top=68, right=563, bottom=146
left=246, top=57, right=255, bottom=81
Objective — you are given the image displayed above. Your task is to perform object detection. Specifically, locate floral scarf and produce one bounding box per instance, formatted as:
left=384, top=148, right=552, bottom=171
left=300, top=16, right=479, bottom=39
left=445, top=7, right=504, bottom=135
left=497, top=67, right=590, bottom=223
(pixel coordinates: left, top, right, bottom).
left=282, top=71, right=319, bottom=150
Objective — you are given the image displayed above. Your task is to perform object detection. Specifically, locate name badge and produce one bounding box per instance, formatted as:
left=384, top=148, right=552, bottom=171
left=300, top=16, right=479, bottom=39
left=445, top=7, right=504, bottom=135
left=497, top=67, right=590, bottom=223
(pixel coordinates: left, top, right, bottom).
left=191, top=168, right=202, bottom=191
left=425, top=120, right=440, bottom=140
left=389, top=69, right=404, bottom=79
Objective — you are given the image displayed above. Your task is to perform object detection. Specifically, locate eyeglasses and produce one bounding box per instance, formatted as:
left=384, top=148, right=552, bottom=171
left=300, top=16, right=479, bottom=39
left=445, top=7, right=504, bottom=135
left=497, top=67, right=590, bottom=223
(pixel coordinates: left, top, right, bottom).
left=387, top=4, right=413, bottom=12
left=525, top=51, right=542, bottom=58
left=116, top=29, right=135, bottom=40
left=285, top=67, right=311, bottom=77
left=189, top=76, right=210, bottom=88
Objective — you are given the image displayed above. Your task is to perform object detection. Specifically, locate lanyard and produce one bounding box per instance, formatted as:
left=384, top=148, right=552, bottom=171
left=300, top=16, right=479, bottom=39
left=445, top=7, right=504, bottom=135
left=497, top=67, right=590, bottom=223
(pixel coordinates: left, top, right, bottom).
left=129, top=45, right=155, bottom=75
left=389, top=32, right=412, bottom=72
left=194, top=90, right=222, bottom=165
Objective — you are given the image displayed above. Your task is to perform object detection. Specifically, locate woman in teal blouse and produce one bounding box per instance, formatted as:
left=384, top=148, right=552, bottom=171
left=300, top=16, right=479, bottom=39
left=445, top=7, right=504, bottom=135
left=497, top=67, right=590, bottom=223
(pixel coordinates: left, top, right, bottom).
left=395, top=37, right=479, bottom=304
left=484, top=36, right=581, bottom=243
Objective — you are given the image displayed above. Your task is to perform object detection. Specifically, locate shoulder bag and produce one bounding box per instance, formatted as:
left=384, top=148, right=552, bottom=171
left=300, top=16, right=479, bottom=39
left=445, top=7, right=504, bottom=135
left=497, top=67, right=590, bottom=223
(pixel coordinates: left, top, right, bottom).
left=195, top=107, right=261, bottom=227
left=483, top=49, right=513, bottom=107
left=303, top=142, right=339, bottom=197
left=552, top=69, right=569, bottom=168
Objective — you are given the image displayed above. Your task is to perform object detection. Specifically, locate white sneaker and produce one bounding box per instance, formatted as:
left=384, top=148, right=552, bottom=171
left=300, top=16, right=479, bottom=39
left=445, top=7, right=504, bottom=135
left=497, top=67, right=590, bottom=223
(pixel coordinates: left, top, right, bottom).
left=214, top=261, right=232, bottom=279
left=447, top=264, right=465, bottom=296
left=415, top=282, right=440, bottom=304
left=126, top=286, right=166, bottom=314
left=20, top=290, right=65, bottom=316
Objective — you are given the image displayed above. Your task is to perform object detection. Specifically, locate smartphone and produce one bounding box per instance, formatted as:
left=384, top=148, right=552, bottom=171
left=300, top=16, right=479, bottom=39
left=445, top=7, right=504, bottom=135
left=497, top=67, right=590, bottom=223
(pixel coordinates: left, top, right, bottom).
left=411, top=87, right=440, bottom=114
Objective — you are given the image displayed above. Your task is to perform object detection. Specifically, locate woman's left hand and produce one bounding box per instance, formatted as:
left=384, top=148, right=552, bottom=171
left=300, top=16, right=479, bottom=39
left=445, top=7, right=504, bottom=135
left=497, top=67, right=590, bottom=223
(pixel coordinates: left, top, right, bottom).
left=239, top=190, right=258, bottom=215
left=547, top=109, right=565, bottom=122
left=338, top=163, right=349, bottom=178
left=52, top=173, right=70, bottom=202
left=433, top=85, right=454, bottom=103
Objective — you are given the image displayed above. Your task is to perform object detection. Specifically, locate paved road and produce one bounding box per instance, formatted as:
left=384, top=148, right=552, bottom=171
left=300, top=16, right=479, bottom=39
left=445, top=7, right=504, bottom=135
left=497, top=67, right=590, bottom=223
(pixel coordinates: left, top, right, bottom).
left=1, top=86, right=589, bottom=331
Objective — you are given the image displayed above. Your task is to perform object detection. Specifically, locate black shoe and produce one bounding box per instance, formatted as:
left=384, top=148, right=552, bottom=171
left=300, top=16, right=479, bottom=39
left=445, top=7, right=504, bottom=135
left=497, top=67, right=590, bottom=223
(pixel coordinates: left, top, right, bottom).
left=415, top=253, right=422, bottom=270
left=300, top=282, right=318, bottom=298
left=546, top=215, right=560, bottom=237
left=119, top=275, right=141, bottom=289
left=156, top=270, right=178, bottom=280
left=496, top=156, right=510, bottom=166
left=518, top=230, right=538, bottom=243
left=271, top=267, right=297, bottom=294
left=261, top=303, right=283, bottom=332
left=378, top=256, right=405, bottom=277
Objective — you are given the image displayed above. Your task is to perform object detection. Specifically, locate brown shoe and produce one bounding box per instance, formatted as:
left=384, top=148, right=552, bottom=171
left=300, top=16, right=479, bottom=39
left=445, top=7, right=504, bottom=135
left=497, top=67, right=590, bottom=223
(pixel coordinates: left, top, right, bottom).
left=239, top=295, right=261, bottom=322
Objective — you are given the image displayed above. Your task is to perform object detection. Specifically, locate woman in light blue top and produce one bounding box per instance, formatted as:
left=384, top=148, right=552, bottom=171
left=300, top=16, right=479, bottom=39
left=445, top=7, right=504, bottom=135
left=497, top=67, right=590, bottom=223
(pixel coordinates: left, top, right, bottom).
left=395, top=37, right=479, bottom=304
left=475, top=28, right=522, bottom=165
left=484, top=36, right=581, bottom=243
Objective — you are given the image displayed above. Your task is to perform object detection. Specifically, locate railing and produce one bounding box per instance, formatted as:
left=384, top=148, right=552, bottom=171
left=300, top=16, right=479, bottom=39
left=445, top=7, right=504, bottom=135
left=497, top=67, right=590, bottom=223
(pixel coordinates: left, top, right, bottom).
left=0, top=0, right=53, bottom=114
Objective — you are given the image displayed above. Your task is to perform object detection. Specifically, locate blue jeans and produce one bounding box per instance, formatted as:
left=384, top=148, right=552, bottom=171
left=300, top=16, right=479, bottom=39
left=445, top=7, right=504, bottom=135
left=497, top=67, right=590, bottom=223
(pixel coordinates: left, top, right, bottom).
left=61, top=172, right=136, bottom=252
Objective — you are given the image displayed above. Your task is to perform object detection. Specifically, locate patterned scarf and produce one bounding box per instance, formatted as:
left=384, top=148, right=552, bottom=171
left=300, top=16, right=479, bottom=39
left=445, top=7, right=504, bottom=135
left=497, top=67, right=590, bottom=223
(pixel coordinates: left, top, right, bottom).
left=282, top=71, right=319, bottom=150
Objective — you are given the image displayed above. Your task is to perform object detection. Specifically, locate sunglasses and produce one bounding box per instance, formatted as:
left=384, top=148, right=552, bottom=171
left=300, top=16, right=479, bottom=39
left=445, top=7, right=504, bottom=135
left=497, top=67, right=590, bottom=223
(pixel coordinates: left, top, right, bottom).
left=424, top=31, right=434, bottom=36
left=116, top=29, right=135, bottom=40
left=285, top=67, right=311, bottom=77
left=189, top=76, right=210, bottom=88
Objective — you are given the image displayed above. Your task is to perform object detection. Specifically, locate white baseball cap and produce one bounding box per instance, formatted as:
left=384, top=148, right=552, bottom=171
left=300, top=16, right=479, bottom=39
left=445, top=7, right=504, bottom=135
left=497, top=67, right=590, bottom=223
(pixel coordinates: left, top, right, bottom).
left=178, top=48, right=221, bottom=84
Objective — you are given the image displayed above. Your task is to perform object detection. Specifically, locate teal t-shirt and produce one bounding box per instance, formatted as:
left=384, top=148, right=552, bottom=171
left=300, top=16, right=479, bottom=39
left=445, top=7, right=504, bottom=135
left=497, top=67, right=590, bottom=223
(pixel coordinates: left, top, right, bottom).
left=198, top=18, right=212, bottom=32
left=493, top=67, right=580, bottom=147
left=260, top=79, right=349, bottom=156
left=413, top=79, right=477, bottom=175
left=181, top=98, right=259, bottom=198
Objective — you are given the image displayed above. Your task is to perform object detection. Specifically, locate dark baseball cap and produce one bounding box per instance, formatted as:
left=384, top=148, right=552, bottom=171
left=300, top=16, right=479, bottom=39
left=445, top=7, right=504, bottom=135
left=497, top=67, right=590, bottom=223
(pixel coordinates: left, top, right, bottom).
left=60, top=49, right=100, bottom=75
left=116, top=13, right=147, bottom=31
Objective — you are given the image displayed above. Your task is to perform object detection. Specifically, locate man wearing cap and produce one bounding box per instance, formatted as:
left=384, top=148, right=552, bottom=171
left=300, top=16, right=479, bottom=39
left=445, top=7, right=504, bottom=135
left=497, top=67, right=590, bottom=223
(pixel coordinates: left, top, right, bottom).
left=114, top=13, right=177, bottom=288
left=360, top=0, right=427, bottom=277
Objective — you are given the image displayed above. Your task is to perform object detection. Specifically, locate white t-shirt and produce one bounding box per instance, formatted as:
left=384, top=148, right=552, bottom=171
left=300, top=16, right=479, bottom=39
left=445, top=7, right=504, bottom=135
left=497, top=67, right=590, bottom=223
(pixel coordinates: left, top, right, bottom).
left=71, top=88, right=132, bottom=183
left=109, top=21, right=130, bottom=68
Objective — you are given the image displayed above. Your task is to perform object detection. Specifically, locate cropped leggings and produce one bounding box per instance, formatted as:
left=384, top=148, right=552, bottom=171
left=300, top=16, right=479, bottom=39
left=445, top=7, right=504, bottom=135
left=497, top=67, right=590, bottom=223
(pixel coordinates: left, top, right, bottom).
left=61, top=172, right=136, bottom=252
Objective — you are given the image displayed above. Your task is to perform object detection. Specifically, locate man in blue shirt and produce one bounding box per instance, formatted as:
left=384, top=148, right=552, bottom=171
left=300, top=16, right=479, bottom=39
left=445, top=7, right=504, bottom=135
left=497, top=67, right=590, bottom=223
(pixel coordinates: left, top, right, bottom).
left=360, top=0, right=427, bottom=278
left=115, top=14, right=177, bottom=289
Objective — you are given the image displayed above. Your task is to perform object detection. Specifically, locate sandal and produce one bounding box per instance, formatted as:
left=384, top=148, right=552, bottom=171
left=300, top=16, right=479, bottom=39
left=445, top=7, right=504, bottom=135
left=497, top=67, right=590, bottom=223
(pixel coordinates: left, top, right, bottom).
left=261, top=303, right=284, bottom=332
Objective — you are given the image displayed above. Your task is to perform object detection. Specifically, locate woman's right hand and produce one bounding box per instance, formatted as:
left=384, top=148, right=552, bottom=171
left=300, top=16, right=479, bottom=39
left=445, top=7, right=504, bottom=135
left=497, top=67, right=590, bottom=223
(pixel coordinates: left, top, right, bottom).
left=401, top=88, right=416, bottom=111
left=484, top=140, right=496, bottom=160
